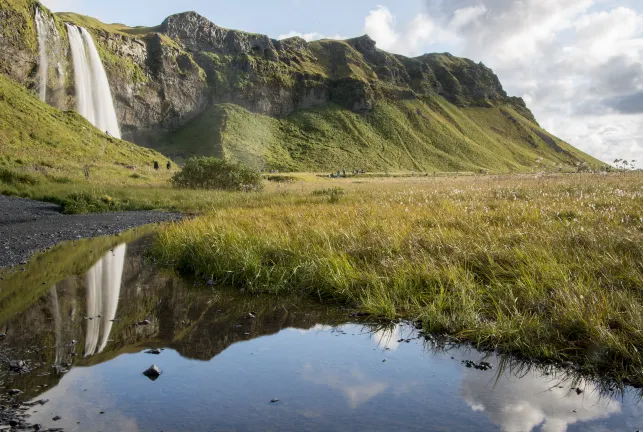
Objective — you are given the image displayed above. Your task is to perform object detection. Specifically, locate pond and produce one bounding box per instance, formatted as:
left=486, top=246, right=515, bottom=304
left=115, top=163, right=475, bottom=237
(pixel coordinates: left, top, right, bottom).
left=0, top=232, right=641, bottom=431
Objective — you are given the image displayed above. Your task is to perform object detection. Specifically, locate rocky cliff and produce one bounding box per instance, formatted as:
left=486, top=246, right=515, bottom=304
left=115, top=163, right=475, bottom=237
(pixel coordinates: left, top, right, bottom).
left=0, top=0, right=603, bottom=172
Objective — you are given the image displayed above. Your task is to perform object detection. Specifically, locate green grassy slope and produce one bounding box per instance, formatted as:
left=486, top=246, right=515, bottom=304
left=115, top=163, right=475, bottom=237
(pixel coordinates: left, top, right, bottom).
left=158, top=96, right=603, bottom=173
left=0, top=73, right=171, bottom=183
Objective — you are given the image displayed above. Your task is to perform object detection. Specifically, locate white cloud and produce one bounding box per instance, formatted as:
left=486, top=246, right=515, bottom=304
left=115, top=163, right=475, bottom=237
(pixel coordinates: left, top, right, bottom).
left=278, top=30, right=344, bottom=42
left=363, top=6, right=457, bottom=56
left=357, top=1, right=643, bottom=164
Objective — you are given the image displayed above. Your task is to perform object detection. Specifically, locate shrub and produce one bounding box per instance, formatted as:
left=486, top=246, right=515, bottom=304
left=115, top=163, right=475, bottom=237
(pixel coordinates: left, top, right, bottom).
left=264, top=175, right=300, bottom=183
left=59, top=192, right=124, bottom=214
left=171, top=157, right=263, bottom=191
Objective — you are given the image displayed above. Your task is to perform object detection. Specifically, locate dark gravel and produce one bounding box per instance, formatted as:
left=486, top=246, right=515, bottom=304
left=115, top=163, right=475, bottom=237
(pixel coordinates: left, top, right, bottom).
left=0, top=195, right=181, bottom=269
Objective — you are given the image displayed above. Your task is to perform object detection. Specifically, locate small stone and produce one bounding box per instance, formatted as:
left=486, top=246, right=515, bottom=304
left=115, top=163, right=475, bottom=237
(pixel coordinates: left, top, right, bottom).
left=576, top=388, right=584, bottom=395
left=8, top=389, right=21, bottom=396
left=137, top=320, right=151, bottom=326
left=145, top=349, right=162, bottom=355
left=143, top=365, right=162, bottom=378
left=52, top=415, right=62, bottom=421
left=270, top=399, right=280, bottom=403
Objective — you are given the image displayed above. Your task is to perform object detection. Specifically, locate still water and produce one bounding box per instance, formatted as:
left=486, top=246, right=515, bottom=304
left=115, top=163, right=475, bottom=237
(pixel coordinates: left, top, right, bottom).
left=0, top=232, right=641, bottom=431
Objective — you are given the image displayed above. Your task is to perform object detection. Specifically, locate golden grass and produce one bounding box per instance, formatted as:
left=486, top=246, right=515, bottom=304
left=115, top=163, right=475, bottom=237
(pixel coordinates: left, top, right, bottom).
left=153, top=172, right=643, bottom=383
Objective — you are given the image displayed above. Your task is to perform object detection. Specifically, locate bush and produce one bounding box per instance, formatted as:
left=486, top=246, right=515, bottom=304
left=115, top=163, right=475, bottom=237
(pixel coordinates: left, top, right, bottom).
left=264, top=175, right=301, bottom=183
left=171, top=157, right=263, bottom=191
left=58, top=192, right=124, bottom=214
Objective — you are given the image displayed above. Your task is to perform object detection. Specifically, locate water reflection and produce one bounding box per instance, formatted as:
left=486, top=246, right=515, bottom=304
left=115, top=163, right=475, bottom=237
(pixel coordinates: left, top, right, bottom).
left=48, top=285, right=64, bottom=364
left=462, top=366, right=621, bottom=432
left=0, top=234, right=641, bottom=432
left=84, top=244, right=126, bottom=356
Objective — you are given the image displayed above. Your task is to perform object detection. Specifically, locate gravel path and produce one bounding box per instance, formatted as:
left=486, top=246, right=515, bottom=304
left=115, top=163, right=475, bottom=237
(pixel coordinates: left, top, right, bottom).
left=0, top=195, right=181, bottom=268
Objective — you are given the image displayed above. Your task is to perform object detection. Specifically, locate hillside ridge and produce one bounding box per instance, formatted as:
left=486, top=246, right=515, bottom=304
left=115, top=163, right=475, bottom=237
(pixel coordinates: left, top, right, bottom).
left=0, top=1, right=604, bottom=172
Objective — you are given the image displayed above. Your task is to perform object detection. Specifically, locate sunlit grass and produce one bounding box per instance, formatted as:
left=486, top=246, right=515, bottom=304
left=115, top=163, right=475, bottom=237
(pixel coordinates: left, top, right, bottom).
left=153, top=172, right=643, bottom=383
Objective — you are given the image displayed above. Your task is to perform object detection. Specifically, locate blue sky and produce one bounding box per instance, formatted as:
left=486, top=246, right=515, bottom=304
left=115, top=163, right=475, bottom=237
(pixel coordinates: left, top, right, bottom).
left=43, top=0, right=643, bottom=164
left=46, top=0, right=425, bottom=39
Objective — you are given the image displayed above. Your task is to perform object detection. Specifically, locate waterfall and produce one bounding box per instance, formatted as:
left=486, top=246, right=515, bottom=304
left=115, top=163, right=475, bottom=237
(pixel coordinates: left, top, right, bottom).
left=35, top=8, right=49, bottom=102
left=66, top=24, right=121, bottom=139
left=84, top=244, right=127, bottom=357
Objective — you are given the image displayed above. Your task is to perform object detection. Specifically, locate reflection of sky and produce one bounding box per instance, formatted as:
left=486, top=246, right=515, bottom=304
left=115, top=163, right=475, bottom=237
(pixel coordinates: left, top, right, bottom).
left=461, top=369, right=621, bottom=432
left=301, top=363, right=390, bottom=409
left=28, top=366, right=141, bottom=431
left=27, top=324, right=643, bottom=432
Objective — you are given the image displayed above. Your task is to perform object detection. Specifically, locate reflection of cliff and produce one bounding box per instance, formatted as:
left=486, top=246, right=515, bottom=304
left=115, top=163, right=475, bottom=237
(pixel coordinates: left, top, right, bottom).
left=0, top=235, right=345, bottom=401
left=461, top=366, right=621, bottom=432
left=84, top=245, right=126, bottom=357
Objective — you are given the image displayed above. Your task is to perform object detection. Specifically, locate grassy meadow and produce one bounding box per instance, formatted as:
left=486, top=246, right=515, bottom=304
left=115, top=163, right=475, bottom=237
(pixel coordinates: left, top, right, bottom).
left=151, top=172, right=643, bottom=384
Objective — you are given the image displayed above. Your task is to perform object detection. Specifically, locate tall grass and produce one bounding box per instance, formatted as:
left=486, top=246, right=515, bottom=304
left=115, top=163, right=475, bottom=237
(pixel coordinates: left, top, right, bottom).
left=153, top=172, right=643, bottom=384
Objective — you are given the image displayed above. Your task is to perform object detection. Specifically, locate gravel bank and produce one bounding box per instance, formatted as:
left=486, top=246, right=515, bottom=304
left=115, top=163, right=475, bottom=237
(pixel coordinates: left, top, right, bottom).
left=0, top=195, right=181, bottom=268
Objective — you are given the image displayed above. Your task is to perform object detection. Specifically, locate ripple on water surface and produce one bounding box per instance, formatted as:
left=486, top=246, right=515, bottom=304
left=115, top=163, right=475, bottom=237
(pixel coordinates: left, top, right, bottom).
left=0, top=234, right=641, bottom=431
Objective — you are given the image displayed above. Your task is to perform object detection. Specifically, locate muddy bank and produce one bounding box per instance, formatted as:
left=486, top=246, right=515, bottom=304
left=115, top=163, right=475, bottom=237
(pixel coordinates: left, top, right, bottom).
left=0, top=195, right=180, bottom=268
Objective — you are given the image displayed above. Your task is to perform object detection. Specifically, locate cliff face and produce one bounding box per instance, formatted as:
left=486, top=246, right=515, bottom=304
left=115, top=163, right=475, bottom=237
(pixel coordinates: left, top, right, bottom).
left=0, top=1, right=602, bottom=171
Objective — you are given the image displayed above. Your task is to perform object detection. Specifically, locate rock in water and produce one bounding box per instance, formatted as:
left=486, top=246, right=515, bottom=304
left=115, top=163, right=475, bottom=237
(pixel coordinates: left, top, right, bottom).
left=145, top=349, right=162, bottom=355
left=143, top=365, right=162, bottom=378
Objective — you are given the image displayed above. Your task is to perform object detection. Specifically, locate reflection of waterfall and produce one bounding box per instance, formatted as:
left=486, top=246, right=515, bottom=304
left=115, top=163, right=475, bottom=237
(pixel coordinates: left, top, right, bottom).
left=48, top=285, right=64, bottom=364
left=34, top=8, right=49, bottom=102
left=84, top=245, right=127, bottom=357
left=66, top=24, right=121, bottom=138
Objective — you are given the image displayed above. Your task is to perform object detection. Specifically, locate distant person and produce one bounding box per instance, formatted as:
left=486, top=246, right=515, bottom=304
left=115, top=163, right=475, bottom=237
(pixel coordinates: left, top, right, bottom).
left=154, top=161, right=159, bottom=170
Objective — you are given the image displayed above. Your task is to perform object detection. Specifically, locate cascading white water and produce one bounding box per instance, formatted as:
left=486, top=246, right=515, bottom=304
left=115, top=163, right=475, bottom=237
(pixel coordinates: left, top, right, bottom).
left=66, top=24, right=121, bottom=138
left=67, top=25, right=96, bottom=126
left=34, top=8, right=49, bottom=102
left=84, top=244, right=127, bottom=357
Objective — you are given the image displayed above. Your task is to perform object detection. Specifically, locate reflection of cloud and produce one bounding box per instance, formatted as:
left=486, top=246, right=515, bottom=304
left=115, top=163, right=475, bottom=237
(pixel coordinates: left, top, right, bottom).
left=372, top=325, right=404, bottom=351
left=28, top=367, right=140, bottom=431
left=85, top=244, right=127, bottom=356
left=302, top=364, right=388, bottom=409
left=461, top=368, right=621, bottom=432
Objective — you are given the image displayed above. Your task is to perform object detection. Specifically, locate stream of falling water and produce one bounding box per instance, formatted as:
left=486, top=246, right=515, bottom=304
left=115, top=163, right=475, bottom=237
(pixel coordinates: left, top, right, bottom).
left=34, top=8, right=49, bottom=102
left=66, top=24, right=121, bottom=138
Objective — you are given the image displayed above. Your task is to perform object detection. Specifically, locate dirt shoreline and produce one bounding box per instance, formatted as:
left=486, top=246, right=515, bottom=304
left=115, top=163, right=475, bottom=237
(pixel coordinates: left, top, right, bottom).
left=0, top=195, right=181, bottom=269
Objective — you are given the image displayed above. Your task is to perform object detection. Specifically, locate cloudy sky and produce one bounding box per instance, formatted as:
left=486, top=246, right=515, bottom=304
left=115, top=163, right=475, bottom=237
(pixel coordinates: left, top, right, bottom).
left=41, top=0, right=643, bottom=165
